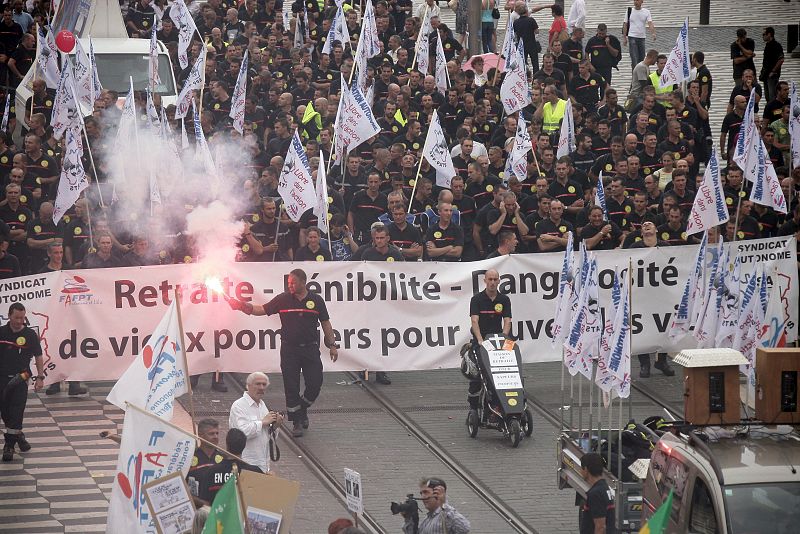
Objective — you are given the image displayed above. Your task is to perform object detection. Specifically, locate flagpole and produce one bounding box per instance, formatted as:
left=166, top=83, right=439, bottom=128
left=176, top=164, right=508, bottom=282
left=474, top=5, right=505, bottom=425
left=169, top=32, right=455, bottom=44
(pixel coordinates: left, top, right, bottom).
left=174, top=288, right=197, bottom=435
left=125, top=402, right=248, bottom=464
left=407, top=151, right=426, bottom=214
left=732, top=180, right=745, bottom=243
left=272, top=203, right=283, bottom=262
left=31, top=23, right=39, bottom=124
left=628, top=258, right=634, bottom=423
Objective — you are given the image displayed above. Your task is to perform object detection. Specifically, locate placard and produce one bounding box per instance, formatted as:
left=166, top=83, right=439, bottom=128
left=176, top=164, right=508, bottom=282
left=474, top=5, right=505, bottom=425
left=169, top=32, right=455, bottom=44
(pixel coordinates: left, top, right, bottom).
left=143, top=471, right=196, bottom=534
left=488, top=350, right=517, bottom=368
left=493, top=372, right=523, bottom=390
left=344, top=468, right=363, bottom=514
left=246, top=506, right=282, bottom=534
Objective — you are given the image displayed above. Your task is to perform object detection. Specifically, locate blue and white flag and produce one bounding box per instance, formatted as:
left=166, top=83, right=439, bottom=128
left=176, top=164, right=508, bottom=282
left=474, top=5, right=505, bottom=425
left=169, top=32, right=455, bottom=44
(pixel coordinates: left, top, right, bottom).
left=551, top=231, right=575, bottom=348
left=686, top=147, right=728, bottom=235
left=693, top=238, right=724, bottom=347
left=759, top=268, right=789, bottom=348
left=278, top=131, right=316, bottom=222
left=358, top=0, right=381, bottom=60
left=192, top=100, right=217, bottom=177
left=422, top=110, right=457, bottom=188
left=594, top=172, right=608, bottom=221
left=790, top=81, right=800, bottom=168
left=507, top=114, right=532, bottom=182
left=334, top=76, right=381, bottom=162
left=230, top=50, right=249, bottom=134
left=1, top=94, right=10, bottom=132
left=171, top=0, right=198, bottom=69
left=175, top=48, right=205, bottom=119
left=434, top=32, right=448, bottom=95
left=414, top=10, right=431, bottom=75
left=51, top=61, right=80, bottom=140
left=37, top=26, right=60, bottom=88
left=500, top=39, right=531, bottom=114
left=88, top=38, right=103, bottom=101
left=733, top=266, right=764, bottom=384
left=733, top=87, right=758, bottom=176
left=314, top=151, right=330, bottom=235
left=149, top=25, right=161, bottom=88
left=53, top=128, right=87, bottom=225
left=749, top=139, right=788, bottom=213
left=716, top=250, right=741, bottom=347
left=500, top=13, right=515, bottom=71
left=322, top=7, right=348, bottom=55
left=565, top=253, right=601, bottom=379
left=596, top=268, right=622, bottom=393
left=607, top=272, right=631, bottom=399
left=659, top=18, right=690, bottom=88
left=667, top=231, right=707, bottom=340
left=556, top=98, right=575, bottom=158
left=145, top=88, right=160, bottom=131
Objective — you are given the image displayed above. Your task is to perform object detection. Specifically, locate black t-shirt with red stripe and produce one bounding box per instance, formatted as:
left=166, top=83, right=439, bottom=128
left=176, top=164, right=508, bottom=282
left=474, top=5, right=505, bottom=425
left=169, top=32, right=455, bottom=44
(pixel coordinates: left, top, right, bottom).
left=469, top=290, right=512, bottom=340
left=264, top=291, right=330, bottom=346
left=0, top=323, right=42, bottom=375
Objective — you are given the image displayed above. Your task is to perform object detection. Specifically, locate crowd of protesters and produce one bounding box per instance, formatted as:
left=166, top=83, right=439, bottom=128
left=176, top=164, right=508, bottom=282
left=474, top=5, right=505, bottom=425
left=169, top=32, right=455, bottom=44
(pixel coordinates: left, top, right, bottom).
left=0, top=0, right=798, bottom=281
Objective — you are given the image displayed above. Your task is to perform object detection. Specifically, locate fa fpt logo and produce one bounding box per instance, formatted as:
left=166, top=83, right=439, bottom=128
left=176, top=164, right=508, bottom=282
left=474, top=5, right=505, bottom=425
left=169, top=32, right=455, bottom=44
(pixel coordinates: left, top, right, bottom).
left=59, top=275, right=102, bottom=306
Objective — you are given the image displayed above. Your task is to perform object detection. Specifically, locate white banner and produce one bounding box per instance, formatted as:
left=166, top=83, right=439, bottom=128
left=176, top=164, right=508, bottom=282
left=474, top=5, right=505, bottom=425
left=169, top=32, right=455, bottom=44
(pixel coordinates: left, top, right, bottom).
left=4, top=237, right=795, bottom=384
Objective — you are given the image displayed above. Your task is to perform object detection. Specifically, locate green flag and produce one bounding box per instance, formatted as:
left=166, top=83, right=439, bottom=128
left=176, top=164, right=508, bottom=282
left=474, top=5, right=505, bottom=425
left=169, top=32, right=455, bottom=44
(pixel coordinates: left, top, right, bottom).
left=202, top=474, right=245, bottom=534
left=639, top=489, right=674, bottom=534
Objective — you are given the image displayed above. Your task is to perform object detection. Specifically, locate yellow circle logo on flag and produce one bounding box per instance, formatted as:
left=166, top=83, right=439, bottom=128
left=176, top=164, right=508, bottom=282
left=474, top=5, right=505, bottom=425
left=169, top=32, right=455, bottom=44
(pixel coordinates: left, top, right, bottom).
left=306, top=300, right=315, bottom=309
left=75, top=227, right=82, bottom=235
left=568, top=186, right=575, bottom=193
left=16, top=336, right=25, bottom=345
left=494, top=303, right=503, bottom=313
left=559, top=225, right=567, bottom=233
left=661, top=232, right=670, bottom=240
left=486, top=184, right=494, bottom=192
left=387, top=256, right=395, bottom=262
left=41, top=160, right=49, bottom=167
left=508, top=398, right=517, bottom=406
left=34, top=225, right=41, bottom=233
left=434, top=231, right=442, bottom=238
left=625, top=205, right=632, bottom=213
left=242, top=244, right=250, bottom=252
left=316, top=255, right=325, bottom=262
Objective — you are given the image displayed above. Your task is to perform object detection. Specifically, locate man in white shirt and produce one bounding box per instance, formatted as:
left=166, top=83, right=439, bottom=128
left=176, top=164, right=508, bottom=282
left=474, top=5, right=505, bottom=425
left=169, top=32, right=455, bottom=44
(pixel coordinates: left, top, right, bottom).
left=567, top=0, right=586, bottom=34
left=622, top=0, right=656, bottom=69
left=416, top=0, right=440, bottom=20
left=229, top=372, right=283, bottom=473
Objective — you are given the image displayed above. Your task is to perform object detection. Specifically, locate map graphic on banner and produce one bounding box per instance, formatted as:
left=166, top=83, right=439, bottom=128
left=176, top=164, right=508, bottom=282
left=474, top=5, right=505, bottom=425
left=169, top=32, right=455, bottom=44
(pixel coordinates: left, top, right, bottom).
left=5, top=237, right=795, bottom=383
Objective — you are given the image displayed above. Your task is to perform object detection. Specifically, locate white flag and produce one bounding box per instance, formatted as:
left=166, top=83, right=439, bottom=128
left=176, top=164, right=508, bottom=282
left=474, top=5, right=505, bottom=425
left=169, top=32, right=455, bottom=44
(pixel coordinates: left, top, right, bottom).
left=293, top=10, right=305, bottom=49
left=175, top=48, right=206, bottom=119
left=230, top=50, right=249, bottom=134
left=733, top=266, right=764, bottom=378
left=422, top=110, right=457, bottom=188
left=322, top=7, right=347, bottom=55
left=686, top=147, right=729, bottom=235
left=594, top=172, right=608, bottom=220
left=106, top=406, right=195, bottom=534
left=693, top=239, right=723, bottom=347
left=334, top=77, right=381, bottom=161
left=51, top=62, right=81, bottom=140
left=192, top=100, right=216, bottom=177
left=500, top=13, right=515, bottom=71
left=564, top=253, right=601, bottom=380
left=88, top=37, right=103, bottom=101
left=667, top=231, right=707, bottom=340
left=733, top=87, right=758, bottom=175
left=790, top=81, right=800, bottom=168
left=749, top=139, right=788, bottom=213
left=415, top=12, right=431, bottom=75
left=659, top=18, right=690, bottom=88
left=607, top=272, right=631, bottom=398
left=500, top=40, right=531, bottom=114
left=0, top=94, right=9, bottom=132
left=279, top=131, right=316, bottom=222
left=507, top=114, right=532, bottom=182
left=115, top=81, right=137, bottom=154
left=760, top=270, right=789, bottom=348
left=37, top=26, right=60, bottom=88
left=358, top=0, right=381, bottom=61
left=551, top=232, right=575, bottom=348
left=171, top=0, right=198, bottom=69
left=715, top=251, right=741, bottom=347
left=145, top=89, right=160, bottom=131
left=52, top=128, right=87, bottom=225
left=148, top=25, right=161, bottom=88
left=107, top=300, right=188, bottom=419
left=73, top=39, right=95, bottom=109
left=434, top=32, right=448, bottom=95
left=314, top=151, right=330, bottom=235
left=556, top=98, right=576, bottom=158
left=596, top=269, right=622, bottom=393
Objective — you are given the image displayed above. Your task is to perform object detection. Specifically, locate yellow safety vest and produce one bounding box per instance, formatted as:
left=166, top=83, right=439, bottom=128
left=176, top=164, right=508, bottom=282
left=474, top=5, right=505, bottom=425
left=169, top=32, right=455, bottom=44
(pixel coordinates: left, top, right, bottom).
left=542, top=99, right=567, bottom=134
left=650, top=71, right=673, bottom=108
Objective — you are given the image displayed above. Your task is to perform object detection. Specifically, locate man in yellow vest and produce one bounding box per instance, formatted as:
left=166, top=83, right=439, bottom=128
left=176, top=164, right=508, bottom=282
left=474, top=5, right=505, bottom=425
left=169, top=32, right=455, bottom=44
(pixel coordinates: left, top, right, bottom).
left=649, top=54, right=675, bottom=109
left=534, top=84, right=567, bottom=135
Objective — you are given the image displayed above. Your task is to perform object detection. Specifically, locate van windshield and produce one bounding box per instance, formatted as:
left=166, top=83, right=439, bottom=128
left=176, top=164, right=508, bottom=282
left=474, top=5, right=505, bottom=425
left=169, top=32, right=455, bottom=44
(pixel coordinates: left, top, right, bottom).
left=725, top=482, right=800, bottom=534
left=92, top=54, right=176, bottom=95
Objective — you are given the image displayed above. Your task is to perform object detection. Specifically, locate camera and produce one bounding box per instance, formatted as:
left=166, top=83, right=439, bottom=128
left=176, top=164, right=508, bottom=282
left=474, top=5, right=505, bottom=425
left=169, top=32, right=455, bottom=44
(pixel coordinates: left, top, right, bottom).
left=390, top=494, right=419, bottom=533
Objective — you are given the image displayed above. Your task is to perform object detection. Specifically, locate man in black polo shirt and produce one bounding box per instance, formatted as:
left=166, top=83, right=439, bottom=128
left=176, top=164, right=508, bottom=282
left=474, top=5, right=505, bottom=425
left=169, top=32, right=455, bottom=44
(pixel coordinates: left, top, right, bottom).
left=536, top=199, right=574, bottom=252
left=228, top=269, right=339, bottom=437
left=425, top=202, right=464, bottom=262
left=358, top=223, right=405, bottom=262
left=347, top=172, right=388, bottom=245
left=387, top=205, right=423, bottom=260
left=0, top=303, right=44, bottom=461
left=568, top=60, right=605, bottom=113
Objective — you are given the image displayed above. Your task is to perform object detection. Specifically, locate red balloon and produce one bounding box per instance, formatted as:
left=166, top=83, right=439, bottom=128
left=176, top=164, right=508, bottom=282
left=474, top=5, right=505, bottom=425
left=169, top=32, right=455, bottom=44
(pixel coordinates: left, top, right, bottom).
left=54, top=30, right=75, bottom=53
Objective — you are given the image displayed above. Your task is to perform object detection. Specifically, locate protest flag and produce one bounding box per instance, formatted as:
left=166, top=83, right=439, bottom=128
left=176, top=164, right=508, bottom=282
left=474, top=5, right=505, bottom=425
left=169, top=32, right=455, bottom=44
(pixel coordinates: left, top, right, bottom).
left=279, top=131, right=317, bottom=222
left=659, top=18, right=690, bottom=88
left=556, top=99, right=576, bottom=158
left=639, top=490, right=674, bottom=534
left=422, top=110, right=457, bottom=188
left=230, top=50, right=249, bottom=134
left=52, top=128, right=87, bottom=225
left=201, top=471, right=246, bottom=534
left=594, top=172, right=608, bottom=220
left=686, top=147, right=728, bottom=235
left=314, top=151, right=330, bottom=235
left=667, top=231, right=707, bottom=340
left=551, top=231, right=575, bottom=348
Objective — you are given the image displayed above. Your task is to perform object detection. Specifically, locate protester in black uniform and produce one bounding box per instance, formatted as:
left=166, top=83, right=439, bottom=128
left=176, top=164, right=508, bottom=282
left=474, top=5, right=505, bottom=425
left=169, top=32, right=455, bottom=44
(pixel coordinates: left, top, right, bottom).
left=227, top=268, right=339, bottom=438
left=0, top=303, right=44, bottom=461
left=357, top=223, right=404, bottom=262
left=580, top=452, right=616, bottom=534
left=467, top=269, right=512, bottom=410
left=193, top=428, right=262, bottom=505
left=0, top=234, right=20, bottom=279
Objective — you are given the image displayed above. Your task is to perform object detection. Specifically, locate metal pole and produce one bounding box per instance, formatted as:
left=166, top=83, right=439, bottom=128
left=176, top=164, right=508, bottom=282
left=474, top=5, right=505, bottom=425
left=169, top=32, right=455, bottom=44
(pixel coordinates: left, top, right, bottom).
left=588, top=357, right=597, bottom=451
left=560, top=347, right=566, bottom=432
left=578, top=369, right=583, bottom=443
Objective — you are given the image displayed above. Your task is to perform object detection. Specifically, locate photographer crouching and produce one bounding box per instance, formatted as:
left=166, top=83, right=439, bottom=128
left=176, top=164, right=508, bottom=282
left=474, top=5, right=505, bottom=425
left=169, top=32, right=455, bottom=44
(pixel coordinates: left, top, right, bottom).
left=392, top=477, right=470, bottom=534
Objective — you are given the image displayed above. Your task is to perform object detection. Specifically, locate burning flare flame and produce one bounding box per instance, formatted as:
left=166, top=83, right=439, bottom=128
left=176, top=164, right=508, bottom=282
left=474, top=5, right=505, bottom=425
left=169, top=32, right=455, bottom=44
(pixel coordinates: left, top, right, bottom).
left=204, top=277, right=229, bottom=300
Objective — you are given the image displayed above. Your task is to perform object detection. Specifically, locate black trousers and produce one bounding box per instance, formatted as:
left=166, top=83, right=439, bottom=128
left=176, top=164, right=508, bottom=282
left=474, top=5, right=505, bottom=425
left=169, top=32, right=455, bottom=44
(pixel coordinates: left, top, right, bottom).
left=280, top=344, right=323, bottom=422
left=0, top=375, right=28, bottom=437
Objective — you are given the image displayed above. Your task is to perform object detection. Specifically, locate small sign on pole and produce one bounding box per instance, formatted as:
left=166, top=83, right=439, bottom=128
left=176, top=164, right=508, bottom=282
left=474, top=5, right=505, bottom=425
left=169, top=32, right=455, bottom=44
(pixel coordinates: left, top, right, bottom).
left=142, top=471, right=196, bottom=534
left=344, top=468, right=363, bottom=515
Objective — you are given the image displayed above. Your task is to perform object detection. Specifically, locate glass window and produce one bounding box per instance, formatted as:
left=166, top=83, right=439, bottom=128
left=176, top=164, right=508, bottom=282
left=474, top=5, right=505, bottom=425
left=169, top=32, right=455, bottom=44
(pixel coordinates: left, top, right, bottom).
left=725, top=482, right=800, bottom=534
left=688, top=479, right=718, bottom=534
left=91, top=54, right=176, bottom=95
